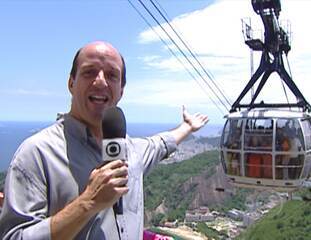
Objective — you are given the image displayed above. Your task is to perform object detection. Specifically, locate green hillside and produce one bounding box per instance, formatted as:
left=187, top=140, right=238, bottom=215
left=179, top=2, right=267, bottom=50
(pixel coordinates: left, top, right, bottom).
left=144, top=151, right=220, bottom=223
left=236, top=200, right=311, bottom=240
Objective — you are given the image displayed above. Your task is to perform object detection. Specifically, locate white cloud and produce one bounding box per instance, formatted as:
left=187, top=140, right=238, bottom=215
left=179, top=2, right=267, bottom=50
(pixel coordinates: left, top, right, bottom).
left=132, top=0, right=311, bottom=115
left=139, top=0, right=253, bottom=56
left=124, top=77, right=208, bottom=105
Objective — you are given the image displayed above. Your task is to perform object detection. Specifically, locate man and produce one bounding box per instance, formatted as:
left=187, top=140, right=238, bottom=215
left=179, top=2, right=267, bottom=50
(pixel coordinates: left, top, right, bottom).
left=0, top=41, right=208, bottom=240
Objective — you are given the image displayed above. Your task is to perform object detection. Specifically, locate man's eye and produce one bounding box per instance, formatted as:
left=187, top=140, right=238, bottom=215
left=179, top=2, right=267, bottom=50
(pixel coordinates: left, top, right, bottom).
left=107, top=72, right=120, bottom=81
left=83, top=69, right=97, bottom=77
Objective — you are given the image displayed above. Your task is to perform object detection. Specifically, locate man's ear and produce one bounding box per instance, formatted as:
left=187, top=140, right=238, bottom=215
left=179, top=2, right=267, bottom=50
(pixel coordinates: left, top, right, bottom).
left=116, top=87, right=124, bottom=104
left=68, top=77, right=74, bottom=94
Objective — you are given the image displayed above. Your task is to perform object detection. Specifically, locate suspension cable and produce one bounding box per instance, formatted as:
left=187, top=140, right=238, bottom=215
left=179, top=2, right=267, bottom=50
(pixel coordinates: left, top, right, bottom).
left=280, top=78, right=290, bottom=106
left=127, top=0, right=225, bottom=115
left=149, top=0, right=232, bottom=108
left=134, top=0, right=230, bottom=112
left=285, top=54, right=298, bottom=103
left=279, top=54, right=291, bottom=109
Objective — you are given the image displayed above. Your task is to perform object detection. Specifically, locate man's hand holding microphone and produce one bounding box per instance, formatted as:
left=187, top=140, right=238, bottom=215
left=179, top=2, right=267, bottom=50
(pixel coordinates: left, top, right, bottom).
left=82, top=159, right=128, bottom=215
left=81, top=106, right=128, bottom=216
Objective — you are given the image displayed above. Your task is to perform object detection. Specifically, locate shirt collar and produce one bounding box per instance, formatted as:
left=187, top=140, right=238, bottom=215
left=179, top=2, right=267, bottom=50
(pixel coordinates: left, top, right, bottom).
left=62, top=113, right=91, bottom=144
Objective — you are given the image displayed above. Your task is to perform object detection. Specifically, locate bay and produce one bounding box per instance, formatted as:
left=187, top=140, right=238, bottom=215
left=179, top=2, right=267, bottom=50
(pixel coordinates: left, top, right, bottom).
left=0, top=121, right=223, bottom=171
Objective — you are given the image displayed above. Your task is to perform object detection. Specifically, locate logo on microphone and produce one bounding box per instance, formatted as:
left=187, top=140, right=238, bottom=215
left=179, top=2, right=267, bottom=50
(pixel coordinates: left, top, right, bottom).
left=105, top=141, right=121, bottom=157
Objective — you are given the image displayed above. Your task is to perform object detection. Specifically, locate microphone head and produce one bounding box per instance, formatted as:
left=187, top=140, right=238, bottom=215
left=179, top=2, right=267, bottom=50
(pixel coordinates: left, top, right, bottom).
left=102, top=106, right=126, bottom=138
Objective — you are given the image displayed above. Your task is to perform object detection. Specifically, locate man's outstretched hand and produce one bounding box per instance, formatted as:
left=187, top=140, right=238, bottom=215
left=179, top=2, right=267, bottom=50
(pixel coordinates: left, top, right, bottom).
left=182, top=105, right=209, bottom=132
left=170, top=106, right=209, bottom=145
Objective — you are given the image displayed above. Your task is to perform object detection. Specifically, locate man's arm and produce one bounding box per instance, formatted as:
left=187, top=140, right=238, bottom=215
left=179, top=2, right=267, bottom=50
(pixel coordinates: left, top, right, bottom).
left=170, top=106, right=209, bottom=145
left=50, top=160, right=128, bottom=240
left=0, top=159, right=127, bottom=240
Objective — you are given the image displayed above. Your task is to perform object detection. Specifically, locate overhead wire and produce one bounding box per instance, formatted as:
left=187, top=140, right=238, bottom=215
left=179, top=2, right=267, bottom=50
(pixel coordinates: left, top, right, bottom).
left=142, top=0, right=230, bottom=111
left=278, top=54, right=291, bottom=109
left=285, top=54, right=297, bottom=104
left=128, top=0, right=230, bottom=113
left=135, top=0, right=230, bottom=112
left=149, top=0, right=232, bottom=108
left=127, top=0, right=225, bottom=115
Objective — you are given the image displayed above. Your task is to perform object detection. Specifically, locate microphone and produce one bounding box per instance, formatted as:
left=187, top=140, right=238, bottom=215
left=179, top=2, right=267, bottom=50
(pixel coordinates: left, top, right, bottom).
left=102, top=106, right=127, bottom=215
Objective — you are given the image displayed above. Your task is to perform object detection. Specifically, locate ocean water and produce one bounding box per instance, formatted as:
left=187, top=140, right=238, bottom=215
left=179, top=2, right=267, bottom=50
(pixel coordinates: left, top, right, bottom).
left=0, top=121, right=223, bottom=172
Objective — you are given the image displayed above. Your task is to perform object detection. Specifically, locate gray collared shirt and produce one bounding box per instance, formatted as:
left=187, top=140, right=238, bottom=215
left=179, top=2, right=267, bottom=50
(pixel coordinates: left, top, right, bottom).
left=0, top=114, right=177, bottom=240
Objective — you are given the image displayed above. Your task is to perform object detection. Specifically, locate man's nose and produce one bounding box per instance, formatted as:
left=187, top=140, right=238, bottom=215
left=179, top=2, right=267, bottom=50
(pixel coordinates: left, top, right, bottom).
left=94, top=70, right=108, bottom=87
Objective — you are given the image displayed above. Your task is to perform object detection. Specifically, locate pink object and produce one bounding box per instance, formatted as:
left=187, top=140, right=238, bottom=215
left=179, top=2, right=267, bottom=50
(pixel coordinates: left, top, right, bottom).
left=143, top=230, right=174, bottom=240
left=0, top=192, right=4, bottom=207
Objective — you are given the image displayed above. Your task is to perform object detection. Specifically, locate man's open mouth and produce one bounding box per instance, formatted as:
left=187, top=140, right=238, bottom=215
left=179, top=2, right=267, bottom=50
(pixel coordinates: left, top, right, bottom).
left=89, top=95, right=109, bottom=104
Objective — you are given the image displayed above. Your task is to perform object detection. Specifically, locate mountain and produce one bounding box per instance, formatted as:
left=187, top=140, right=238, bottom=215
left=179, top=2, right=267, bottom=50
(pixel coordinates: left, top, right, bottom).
left=144, top=150, right=251, bottom=226
left=144, top=151, right=219, bottom=224
left=164, top=135, right=218, bottom=164
left=236, top=199, right=311, bottom=240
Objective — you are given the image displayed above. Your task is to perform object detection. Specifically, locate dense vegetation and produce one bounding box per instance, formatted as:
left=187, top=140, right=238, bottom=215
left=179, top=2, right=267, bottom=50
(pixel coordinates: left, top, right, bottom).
left=197, top=222, right=231, bottom=240
left=197, top=136, right=220, bottom=148
left=213, top=188, right=253, bottom=212
left=144, top=151, right=219, bottom=223
left=298, top=187, right=311, bottom=201
left=236, top=199, right=311, bottom=240
left=144, top=149, right=253, bottom=225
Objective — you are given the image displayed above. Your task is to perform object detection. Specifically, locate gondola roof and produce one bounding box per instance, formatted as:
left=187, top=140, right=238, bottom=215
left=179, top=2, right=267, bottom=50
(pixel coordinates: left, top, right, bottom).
left=225, top=108, right=311, bottom=119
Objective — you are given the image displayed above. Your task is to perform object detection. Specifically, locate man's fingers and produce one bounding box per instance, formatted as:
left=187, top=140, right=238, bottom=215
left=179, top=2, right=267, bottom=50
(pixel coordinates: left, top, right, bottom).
left=98, top=165, right=128, bottom=183
left=97, top=160, right=127, bottom=173
left=199, top=115, right=209, bottom=122
left=182, top=105, right=189, bottom=117
left=111, top=165, right=128, bottom=178
left=110, top=176, right=128, bottom=187
left=91, top=161, right=128, bottom=187
left=115, top=186, right=129, bottom=196
left=104, top=160, right=126, bottom=169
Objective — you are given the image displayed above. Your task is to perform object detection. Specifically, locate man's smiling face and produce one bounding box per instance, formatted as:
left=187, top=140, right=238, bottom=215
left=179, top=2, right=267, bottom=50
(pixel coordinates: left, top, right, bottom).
left=68, top=42, right=124, bottom=129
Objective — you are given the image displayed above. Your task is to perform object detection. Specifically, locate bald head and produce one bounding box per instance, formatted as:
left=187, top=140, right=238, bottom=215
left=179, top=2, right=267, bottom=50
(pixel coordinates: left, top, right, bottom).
left=70, top=41, right=126, bottom=87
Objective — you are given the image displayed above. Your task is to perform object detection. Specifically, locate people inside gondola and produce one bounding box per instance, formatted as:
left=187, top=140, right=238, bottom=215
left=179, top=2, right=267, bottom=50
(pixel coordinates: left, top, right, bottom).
left=275, top=122, right=306, bottom=180
left=225, top=127, right=241, bottom=149
left=276, top=126, right=290, bottom=151
left=248, top=153, right=261, bottom=178
left=226, top=152, right=240, bottom=176
left=247, top=135, right=261, bottom=178
left=288, top=130, right=303, bottom=179
left=225, top=118, right=306, bottom=181
left=275, top=126, right=291, bottom=179
left=225, top=126, right=242, bottom=176
left=261, top=138, right=272, bottom=179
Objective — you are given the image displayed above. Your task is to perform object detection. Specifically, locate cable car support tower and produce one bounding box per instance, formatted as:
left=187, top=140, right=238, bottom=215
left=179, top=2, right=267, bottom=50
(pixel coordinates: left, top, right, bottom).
left=230, top=0, right=311, bottom=113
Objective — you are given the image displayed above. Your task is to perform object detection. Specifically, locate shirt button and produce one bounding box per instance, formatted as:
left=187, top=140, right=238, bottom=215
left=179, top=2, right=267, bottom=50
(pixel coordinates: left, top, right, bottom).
left=121, top=227, right=124, bottom=233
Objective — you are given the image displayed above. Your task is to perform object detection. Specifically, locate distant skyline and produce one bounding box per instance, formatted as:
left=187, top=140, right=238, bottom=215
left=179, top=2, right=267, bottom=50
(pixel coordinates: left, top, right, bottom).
left=1, top=0, right=310, bottom=124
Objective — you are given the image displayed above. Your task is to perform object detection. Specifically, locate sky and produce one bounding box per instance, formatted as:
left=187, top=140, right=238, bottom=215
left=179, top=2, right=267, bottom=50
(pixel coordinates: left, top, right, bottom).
left=0, top=0, right=310, bottom=125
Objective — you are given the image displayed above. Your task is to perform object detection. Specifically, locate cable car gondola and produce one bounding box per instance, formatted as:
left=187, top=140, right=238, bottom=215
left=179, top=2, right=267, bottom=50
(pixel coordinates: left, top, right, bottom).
left=220, top=0, right=311, bottom=191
